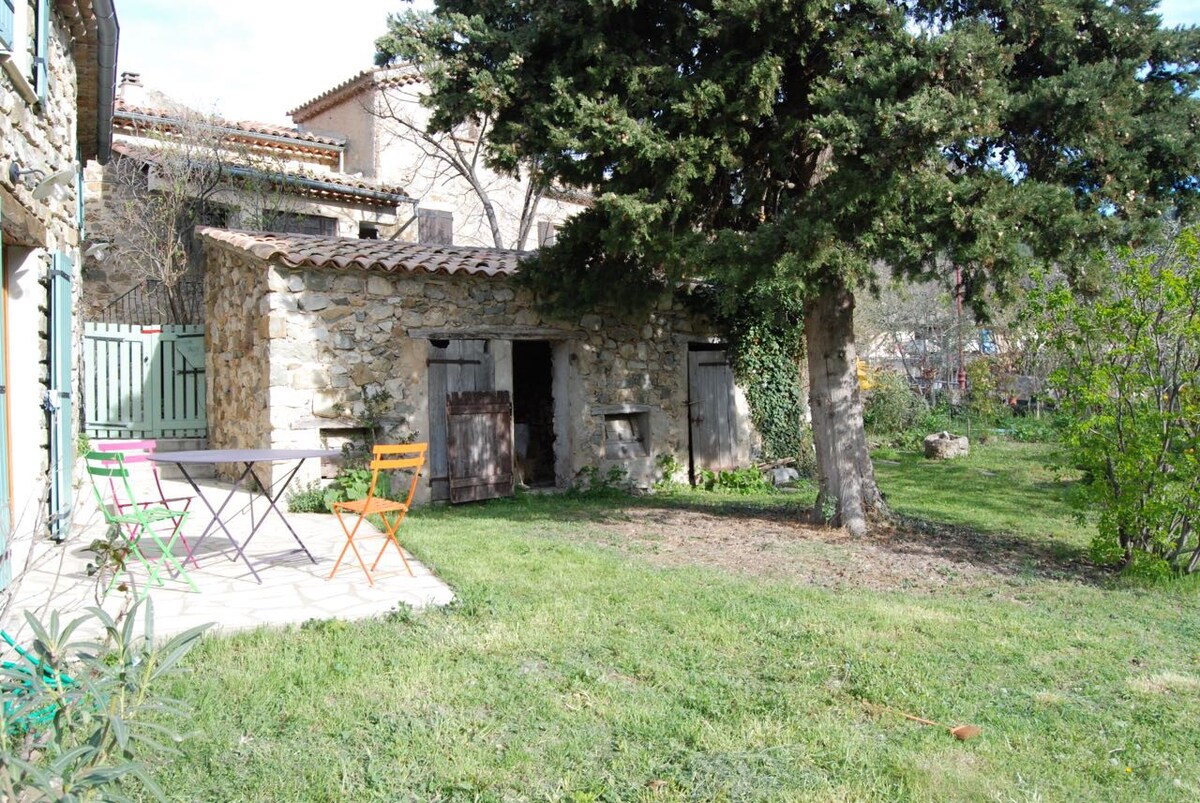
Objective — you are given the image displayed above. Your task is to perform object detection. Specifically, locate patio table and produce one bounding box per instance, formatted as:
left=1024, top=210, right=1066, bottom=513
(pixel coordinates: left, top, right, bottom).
left=147, top=448, right=340, bottom=583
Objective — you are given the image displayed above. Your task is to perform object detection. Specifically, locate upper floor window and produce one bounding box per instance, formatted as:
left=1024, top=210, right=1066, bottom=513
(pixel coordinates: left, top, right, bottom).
left=263, top=211, right=338, bottom=237
left=0, top=0, right=49, bottom=103
left=537, top=221, right=558, bottom=248
left=0, top=1, right=15, bottom=52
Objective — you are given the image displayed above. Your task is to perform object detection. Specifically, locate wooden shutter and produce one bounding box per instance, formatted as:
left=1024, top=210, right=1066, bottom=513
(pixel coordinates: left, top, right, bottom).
left=47, top=251, right=73, bottom=540
left=35, top=0, right=48, bottom=103
left=0, top=196, right=10, bottom=589
left=427, top=339, right=494, bottom=501
left=446, top=391, right=513, bottom=503
left=0, top=0, right=15, bottom=52
left=418, top=209, right=454, bottom=245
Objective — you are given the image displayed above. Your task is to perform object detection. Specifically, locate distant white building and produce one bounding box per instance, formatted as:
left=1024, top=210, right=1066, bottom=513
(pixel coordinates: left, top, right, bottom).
left=84, top=72, right=417, bottom=321
left=288, top=66, right=587, bottom=251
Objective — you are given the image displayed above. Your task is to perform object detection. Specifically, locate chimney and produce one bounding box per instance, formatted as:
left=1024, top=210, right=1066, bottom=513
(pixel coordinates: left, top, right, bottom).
left=118, top=71, right=145, bottom=106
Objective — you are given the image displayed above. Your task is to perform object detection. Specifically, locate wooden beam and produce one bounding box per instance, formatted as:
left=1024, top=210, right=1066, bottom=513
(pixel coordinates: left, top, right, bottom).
left=408, top=326, right=584, bottom=341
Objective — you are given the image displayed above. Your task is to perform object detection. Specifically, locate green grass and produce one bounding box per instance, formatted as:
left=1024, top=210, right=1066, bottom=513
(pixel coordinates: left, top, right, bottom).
left=873, top=440, right=1084, bottom=543
left=140, top=442, right=1200, bottom=802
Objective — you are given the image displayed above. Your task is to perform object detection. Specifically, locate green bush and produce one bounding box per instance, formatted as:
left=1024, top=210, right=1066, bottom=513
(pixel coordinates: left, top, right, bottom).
left=699, top=467, right=775, bottom=495
left=571, top=465, right=630, bottom=496
left=286, top=481, right=329, bottom=513
left=0, top=601, right=209, bottom=800
left=863, top=370, right=929, bottom=439
left=965, top=357, right=1006, bottom=424
left=1030, top=226, right=1200, bottom=574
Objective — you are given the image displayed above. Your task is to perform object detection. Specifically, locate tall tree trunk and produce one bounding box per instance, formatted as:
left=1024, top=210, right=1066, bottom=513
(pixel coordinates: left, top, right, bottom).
left=804, top=279, right=885, bottom=536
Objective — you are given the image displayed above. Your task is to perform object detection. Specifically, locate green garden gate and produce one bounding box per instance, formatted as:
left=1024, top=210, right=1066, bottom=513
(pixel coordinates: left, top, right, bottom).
left=83, top=323, right=207, bottom=439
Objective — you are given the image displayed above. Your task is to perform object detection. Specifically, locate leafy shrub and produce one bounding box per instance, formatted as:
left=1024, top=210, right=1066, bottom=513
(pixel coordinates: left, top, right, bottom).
left=571, top=465, right=630, bottom=496
left=965, top=357, right=1006, bottom=424
left=1004, top=414, right=1062, bottom=444
left=699, top=467, right=775, bottom=495
left=0, top=601, right=209, bottom=800
left=287, top=481, right=329, bottom=513
left=862, top=370, right=928, bottom=441
left=1030, top=226, right=1200, bottom=574
left=654, top=453, right=685, bottom=489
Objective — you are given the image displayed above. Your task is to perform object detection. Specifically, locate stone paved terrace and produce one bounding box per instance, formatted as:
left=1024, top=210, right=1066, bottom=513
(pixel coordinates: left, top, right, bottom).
left=1, top=469, right=454, bottom=645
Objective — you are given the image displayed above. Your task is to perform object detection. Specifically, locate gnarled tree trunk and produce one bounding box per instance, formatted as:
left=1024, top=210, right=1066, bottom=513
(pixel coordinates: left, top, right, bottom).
left=805, top=279, right=886, bottom=536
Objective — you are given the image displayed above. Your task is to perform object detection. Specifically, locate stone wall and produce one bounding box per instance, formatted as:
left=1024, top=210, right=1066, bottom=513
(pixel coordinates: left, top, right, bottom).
left=204, top=242, right=756, bottom=498
left=204, top=247, right=274, bottom=477
left=1, top=5, right=87, bottom=562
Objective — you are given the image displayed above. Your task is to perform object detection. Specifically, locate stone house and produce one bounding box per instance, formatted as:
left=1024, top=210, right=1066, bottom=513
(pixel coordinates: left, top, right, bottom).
left=83, top=73, right=418, bottom=322
left=1, top=0, right=119, bottom=585
left=198, top=228, right=755, bottom=503
left=289, top=66, right=586, bottom=251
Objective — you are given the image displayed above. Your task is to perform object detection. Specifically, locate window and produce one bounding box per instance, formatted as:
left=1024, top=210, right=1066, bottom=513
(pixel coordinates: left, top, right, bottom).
left=537, top=220, right=557, bottom=248
left=358, top=223, right=378, bottom=240
left=418, top=209, right=453, bottom=245
left=602, top=410, right=650, bottom=459
left=0, top=0, right=47, bottom=103
left=262, top=211, right=337, bottom=237
left=0, top=1, right=14, bottom=52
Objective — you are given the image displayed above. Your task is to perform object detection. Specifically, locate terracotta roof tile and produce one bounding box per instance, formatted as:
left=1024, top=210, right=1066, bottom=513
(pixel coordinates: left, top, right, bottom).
left=198, top=229, right=526, bottom=277
left=114, top=100, right=346, bottom=148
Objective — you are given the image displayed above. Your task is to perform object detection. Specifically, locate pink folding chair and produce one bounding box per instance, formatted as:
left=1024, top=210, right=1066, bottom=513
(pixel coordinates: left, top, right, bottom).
left=95, top=440, right=199, bottom=568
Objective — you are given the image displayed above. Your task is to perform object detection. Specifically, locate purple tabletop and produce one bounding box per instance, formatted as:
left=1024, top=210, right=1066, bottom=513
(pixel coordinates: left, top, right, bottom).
left=146, top=448, right=341, bottom=464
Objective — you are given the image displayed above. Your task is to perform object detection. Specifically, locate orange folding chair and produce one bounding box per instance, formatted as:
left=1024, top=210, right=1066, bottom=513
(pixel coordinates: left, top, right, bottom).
left=96, top=440, right=198, bottom=568
left=329, top=443, right=428, bottom=586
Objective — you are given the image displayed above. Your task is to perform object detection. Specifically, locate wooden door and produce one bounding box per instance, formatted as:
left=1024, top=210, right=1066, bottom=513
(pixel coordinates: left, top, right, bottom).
left=446, top=391, right=514, bottom=503
left=428, top=339, right=494, bottom=501
left=688, top=348, right=741, bottom=476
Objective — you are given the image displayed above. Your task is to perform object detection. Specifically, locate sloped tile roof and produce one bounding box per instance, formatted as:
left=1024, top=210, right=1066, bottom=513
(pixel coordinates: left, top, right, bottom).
left=115, top=100, right=346, bottom=148
left=198, top=229, right=526, bottom=277
left=289, top=66, right=424, bottom=122
left=110, top=142, right=411, bottom=203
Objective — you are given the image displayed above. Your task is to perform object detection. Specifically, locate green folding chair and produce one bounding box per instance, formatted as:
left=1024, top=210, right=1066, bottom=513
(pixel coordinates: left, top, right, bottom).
left=84, top=450, right=199, bottom=599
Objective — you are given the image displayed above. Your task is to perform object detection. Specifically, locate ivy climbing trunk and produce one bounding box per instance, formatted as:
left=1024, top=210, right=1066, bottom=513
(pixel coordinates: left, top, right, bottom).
left=804, top=279, right=885, bottom=536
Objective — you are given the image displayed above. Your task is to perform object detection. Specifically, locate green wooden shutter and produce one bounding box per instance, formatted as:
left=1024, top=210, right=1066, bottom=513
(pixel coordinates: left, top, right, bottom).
left=47, top=251, right=73, bottom=540
left=35, top=0, right=48, bottom=104
left=0, top=0, right=15, bottom=52
left=0, top=196, right=11, bottom=588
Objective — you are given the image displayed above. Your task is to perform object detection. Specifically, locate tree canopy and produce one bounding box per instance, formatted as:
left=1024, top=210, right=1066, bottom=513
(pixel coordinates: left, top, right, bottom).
left=383, top=0, right=1199, bottom=307
left=379, top=0, right=1200, bottom=533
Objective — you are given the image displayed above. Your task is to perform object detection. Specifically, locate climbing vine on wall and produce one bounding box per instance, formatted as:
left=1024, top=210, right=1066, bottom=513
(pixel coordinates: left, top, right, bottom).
left=698, top=281, right=810, bottom=463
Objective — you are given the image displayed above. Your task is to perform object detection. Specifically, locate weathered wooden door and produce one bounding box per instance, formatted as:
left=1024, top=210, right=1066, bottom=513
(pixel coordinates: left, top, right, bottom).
left=446, top=391, right=514, bottom=503
left=427, top=339, right=494, bottom=501
left=688, top=348, right=741, bottom=476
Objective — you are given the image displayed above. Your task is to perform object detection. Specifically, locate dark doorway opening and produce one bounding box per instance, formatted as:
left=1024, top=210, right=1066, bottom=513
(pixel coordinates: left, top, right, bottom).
left=512, top=340, right=556, bottom=487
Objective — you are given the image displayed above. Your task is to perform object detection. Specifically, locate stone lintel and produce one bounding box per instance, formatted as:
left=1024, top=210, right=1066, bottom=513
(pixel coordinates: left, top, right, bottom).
left=591, top=403, right=653, bottom=416
left=407, top=326, right=584, bottom=341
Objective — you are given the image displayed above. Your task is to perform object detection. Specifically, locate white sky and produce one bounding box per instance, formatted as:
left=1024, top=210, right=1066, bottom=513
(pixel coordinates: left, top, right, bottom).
left=114, top=0, right=431, bottom=125
left=115, top=0, right=1200, bottom=127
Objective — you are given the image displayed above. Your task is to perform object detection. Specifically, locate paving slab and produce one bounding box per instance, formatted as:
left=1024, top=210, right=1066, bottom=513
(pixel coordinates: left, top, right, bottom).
left=1, top=472, right=455, bottom=646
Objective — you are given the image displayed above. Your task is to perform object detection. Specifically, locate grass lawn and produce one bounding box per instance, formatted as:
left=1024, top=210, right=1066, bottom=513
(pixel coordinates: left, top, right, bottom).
left=144, top=441, right=1200, bottom=801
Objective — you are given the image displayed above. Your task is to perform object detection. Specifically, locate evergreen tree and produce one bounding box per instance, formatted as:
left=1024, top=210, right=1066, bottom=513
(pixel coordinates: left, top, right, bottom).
left=379, top=1, right=1200, bottom=534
